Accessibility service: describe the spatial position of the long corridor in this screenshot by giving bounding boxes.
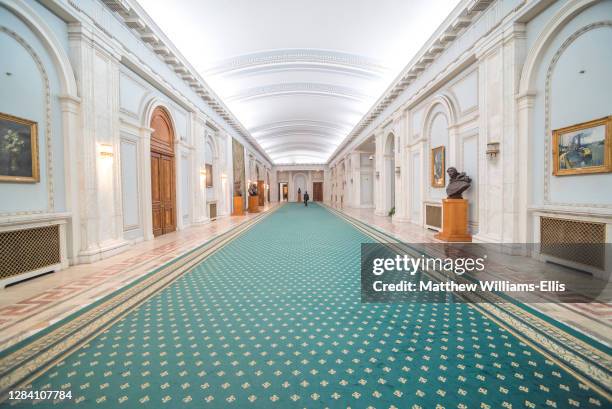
[2,204,609,408]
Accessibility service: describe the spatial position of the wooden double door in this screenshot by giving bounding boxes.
[151,152,176,236]
[313,182,323,201]
[150,107,176,237]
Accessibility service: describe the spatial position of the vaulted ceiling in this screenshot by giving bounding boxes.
[139,0,460,164]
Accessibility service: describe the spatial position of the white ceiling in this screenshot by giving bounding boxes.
[138,0,460,164]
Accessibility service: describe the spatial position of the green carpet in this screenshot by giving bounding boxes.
[3,203,610,408]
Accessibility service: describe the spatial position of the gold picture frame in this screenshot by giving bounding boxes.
[552,116,612,176]
[431,146,445,187]
[0,112,39,183]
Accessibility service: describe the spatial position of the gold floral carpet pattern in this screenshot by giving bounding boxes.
[0,203,610,408]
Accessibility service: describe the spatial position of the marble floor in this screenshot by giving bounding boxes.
[331,204,612,346]
[0,204,279,352]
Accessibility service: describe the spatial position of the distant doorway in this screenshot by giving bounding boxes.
[279,182,288,202]
[313,182,323,201]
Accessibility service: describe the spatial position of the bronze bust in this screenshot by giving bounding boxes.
[446,167,471,199]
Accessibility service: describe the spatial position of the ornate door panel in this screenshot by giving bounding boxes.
[160,155,176,234]
[151,152,163,237]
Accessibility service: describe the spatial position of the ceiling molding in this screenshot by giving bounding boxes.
[226,82,372,103]
[268,141,330,157]
[205,48,388,77]
[250,119,351,135]
[257,131,343,143]
[273,152,331,161]
[213,63,386,81]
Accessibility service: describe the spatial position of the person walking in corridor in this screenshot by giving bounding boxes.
[304,191,309,207]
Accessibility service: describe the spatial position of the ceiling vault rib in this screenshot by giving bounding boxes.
[205,49,389,77]
[227,83,372,103]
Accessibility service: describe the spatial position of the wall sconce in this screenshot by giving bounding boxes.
[98,144,113,158]
[395,166,401,175]
[486,142,500,158]
[375,171,380,179]
[368,155,374,161]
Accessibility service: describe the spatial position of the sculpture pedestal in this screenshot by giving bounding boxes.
[297,193,302,202]
[434,199,472,242]
[232,196,244,216]
[248,196,260,213]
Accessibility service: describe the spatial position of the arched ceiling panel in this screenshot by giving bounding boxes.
[139,0,461,164]
[234,96,366,129]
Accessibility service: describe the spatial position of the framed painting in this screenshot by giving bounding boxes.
[0,112,39,183]
[431,146,445,187]
[553,116,612,176]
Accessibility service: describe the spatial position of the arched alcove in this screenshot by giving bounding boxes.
[293,173,307,202]
[515,0,611,243]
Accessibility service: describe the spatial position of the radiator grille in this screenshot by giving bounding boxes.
[425,204,442,230]
[0,225,61,280]
[540,217,605,270]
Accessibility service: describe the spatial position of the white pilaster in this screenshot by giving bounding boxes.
[68,22,128,263]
